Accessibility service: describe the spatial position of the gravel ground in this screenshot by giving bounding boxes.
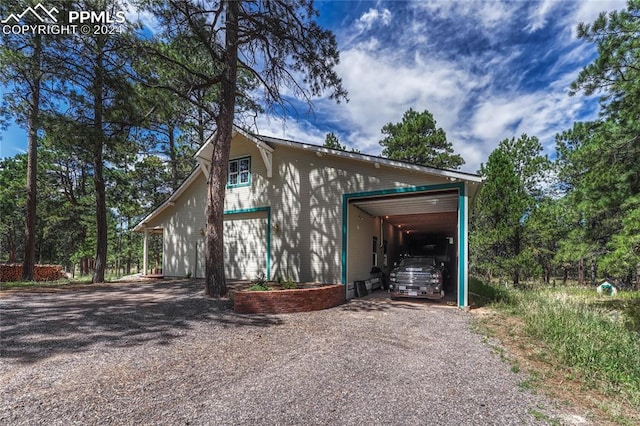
[1,279,569,425]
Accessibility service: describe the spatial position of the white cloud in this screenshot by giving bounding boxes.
[244,1,618,174]
[469,84,586,156]
[306,44,491,171]
[570,0,627,36]
[356,8,392,32]
[122,0,160,33]
[526,0,557,32]
[252,115,326,146]
[415,0,515,31]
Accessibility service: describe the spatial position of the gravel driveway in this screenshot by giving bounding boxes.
[1,279,563,425]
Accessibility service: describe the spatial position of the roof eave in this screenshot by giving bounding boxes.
[256,136,483,184]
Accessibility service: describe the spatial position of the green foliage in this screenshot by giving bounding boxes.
[524,198,572,283]
[250,273,271,291]
[0,277,92,290]
[561,1,640,285]
[282,275,296,289]
[475,278,640,407]
[379,108,464,170]
[323,132,346,150]
[572,0,640,122]
[468,277,511,306]
[471,134,550,284]
[0,155,27,263]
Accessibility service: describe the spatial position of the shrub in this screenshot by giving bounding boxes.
[250,272,271,291]
[282,275,296,289]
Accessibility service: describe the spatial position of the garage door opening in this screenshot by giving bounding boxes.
[344,187,468,307]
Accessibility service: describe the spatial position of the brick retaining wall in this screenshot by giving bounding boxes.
[234,284,345,314]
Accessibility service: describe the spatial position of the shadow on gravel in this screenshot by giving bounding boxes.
[0,280,283,363]
[342,298,422,312]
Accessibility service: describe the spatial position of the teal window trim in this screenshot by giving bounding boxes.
[341,182,467,307]
[227,156,252,188]
[223,206,271,280]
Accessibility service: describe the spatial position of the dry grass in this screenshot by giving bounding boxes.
[472,303,640,425]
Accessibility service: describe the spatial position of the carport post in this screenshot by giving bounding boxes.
[143,228,149,276]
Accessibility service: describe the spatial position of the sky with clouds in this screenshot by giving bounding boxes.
[0,0,629,173]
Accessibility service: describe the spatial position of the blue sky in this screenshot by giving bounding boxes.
[0,0,627,173]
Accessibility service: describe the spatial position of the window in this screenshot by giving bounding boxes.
[228,157,251,187]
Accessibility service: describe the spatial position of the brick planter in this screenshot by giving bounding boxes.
[233,284,345,314]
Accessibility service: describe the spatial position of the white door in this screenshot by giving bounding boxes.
[223,211,268,280]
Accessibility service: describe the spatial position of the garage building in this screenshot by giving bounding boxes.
[135,127,483,308]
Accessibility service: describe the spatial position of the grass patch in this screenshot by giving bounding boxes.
[0,272,132,290]
[469,276,511,307]
[472,278,640,411]
[0,277,91,290]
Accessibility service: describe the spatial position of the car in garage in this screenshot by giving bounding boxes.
[388,256,445,299]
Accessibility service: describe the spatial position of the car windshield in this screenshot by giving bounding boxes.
[399,257,436,267]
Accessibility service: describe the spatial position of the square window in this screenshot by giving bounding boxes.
[227,157,251,187]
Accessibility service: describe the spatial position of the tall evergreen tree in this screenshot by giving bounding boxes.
[0,1,52,279]
[47,0,141,283]
[324,132,346,150]
[379,108,464,170]
[141,0,347,297]
[471,134,549,285]
[560,0,640,286]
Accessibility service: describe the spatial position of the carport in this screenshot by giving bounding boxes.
[342,182,476,308]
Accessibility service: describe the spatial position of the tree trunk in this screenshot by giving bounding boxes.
[590,258,597,286]
[93,143,108,283]
[578,258,584,286]
[168,124,179,190]
[22,33,42,281]
[512,226,521,287]
[636,261,640,291]
[205,0,239,297]
[126,216,132,275]
[544,263,550,284]
[92,39,107,284]
[7,226,17,263]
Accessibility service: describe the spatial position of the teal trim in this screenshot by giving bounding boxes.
[344,182,464,200]
[223,206,271,280]
[458,185,466,308]
[341,182,465,288]
[341,193,349,285]
[226,156,252,189]
[223,206,270,215]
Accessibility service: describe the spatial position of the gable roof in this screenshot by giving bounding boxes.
[135,126,483,231]
[254,131,483,184]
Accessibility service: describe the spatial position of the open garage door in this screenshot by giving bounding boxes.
[344,188,468,307]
